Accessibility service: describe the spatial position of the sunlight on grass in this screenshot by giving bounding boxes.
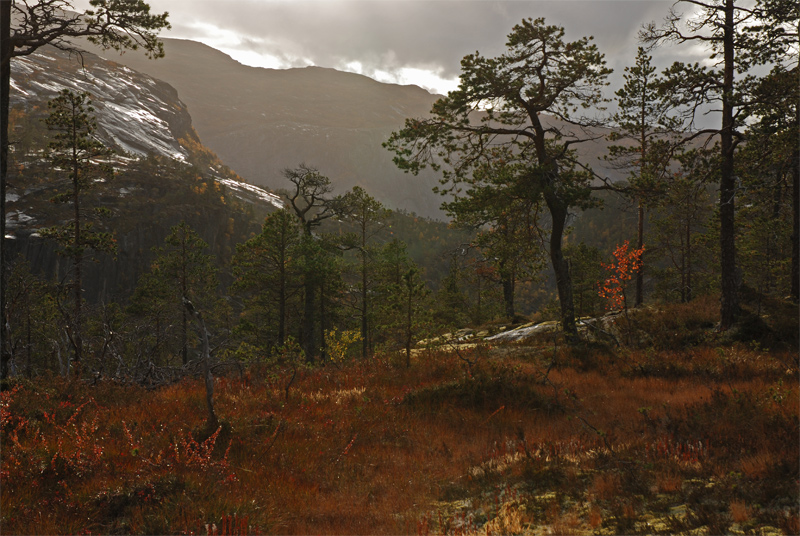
[1,307,798,534]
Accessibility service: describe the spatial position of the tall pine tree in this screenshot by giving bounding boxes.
[641,0,797,327]
[232,209,303,351]
[386,18,611,335]
[340,186,390,358]
[40,90,116,372]
[607,47,681,306]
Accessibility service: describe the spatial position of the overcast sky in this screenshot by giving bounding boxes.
[74,0,697,96]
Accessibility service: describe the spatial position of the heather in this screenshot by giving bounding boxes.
[2,298,797,535]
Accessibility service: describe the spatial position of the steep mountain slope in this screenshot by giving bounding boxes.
[10,47,190,162]
[6,46,279,301]
[80,38,625,219]
[7,45,282,225]
[80,38,445,217]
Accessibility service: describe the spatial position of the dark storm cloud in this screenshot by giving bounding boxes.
[127,0,700,89]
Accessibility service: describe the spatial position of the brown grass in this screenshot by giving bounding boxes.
[587,504,603,529]
[740,450,775,479]
[590,472,621,501]
[549,509,582,536]
[655,470,683,493]
[729,499,751,523]
[1,313,797,534]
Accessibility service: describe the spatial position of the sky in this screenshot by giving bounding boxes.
[71,0,698,96]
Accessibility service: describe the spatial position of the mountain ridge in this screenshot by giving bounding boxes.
[76,38,459,218]
[8,45,283,211]
[79,37,627,219]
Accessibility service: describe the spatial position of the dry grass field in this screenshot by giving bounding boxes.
[1,298,798,535]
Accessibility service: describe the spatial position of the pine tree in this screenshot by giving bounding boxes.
[607,47,681,307]
[386,18,612,336]
[736,68,798,304]
[283,165,344,360]
[373,240,430,360]
[5,261,58,378]
[399,267,429,368]
[232,209,303,352]
[127,266,174,367]
[40,90,116,371]
[340,186,390,358]
[650,150,716,303]
[641,0,797,327]
[146,221,219,366]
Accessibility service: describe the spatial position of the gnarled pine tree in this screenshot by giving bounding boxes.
[386,18,611,335]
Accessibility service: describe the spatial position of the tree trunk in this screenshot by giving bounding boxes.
[636,83,647,309]
[361,249,368,359]
[719,0,740,329]
[200,319,217,430]
[25,307,32,379]
[278,263,286,347]
[545,193,576,336]
[301,232,316,362]
[186,303,217,431]
[319,281,326,362]
[405,280,412,368]
[686,219,692,303]
[154,316,161,362]
[501,273,515,321]
[791,104,800,303]
[0,0,10,380]
[475,274,482,323]
[635,200,645,307]
[72,140,83,369]
[181,307,188,364]
[680,234,687,303]
[181,236,188,365]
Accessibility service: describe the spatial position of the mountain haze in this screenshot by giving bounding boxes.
[80,38,626,219]
[81,38,448,217]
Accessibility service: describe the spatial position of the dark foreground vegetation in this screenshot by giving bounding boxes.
[1,297,797,535]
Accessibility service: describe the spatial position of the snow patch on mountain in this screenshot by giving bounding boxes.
[217,177,284,209]
[10,47,189,162]
[9,46,288,213]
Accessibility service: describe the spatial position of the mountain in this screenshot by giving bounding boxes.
[6,45,281,302]
[8,44,283,216]
[75,39,449,217]
[10,48,191,161]
[78,38,626,219]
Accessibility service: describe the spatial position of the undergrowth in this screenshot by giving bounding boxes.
[1,300,797,534]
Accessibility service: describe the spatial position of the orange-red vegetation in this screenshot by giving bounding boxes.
[1,313,797,534]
